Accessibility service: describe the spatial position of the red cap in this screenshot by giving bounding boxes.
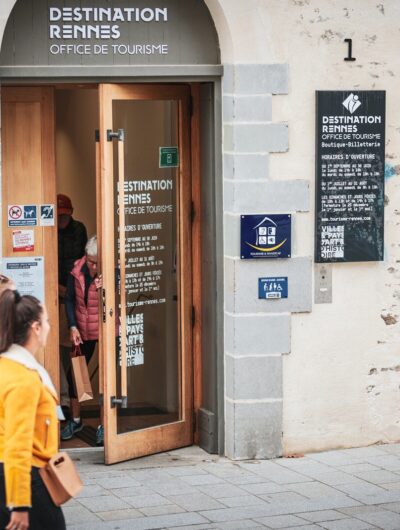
[57,194,73,215]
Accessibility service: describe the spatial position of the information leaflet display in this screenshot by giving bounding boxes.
[315,91,385,262]
[2,257,45,301]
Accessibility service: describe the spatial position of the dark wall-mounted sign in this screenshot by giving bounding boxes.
[241,214,291,259]
[315,91,385,263]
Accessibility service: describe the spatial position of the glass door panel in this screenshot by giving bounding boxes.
[99,84,192,464]
[112,99,180,434]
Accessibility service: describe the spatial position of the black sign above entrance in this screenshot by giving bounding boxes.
[0,0,219,67]
[315,90,385,263]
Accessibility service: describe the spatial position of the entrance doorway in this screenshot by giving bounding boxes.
[2,84,197,464]
[56,87,99,450]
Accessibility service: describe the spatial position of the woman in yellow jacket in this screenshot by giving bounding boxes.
[0,289,66,530]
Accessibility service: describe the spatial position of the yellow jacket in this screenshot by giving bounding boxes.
[0,350,58,509]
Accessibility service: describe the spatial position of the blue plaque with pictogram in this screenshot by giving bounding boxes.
[240,214,291,259]
[258,277,288,299]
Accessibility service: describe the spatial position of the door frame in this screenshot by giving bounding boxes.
[0,79,224,455]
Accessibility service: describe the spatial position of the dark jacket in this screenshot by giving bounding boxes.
[58,218,87,287]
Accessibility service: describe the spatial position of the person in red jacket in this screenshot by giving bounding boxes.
[61,236,103,445]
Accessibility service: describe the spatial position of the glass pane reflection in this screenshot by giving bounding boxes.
[112,100,180,434]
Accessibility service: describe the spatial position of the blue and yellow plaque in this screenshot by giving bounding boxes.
[240,214,291,259]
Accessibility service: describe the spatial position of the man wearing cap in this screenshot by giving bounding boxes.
[57,194,88,419]
[58,194,88,293]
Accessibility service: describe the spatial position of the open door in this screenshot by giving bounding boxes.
[1,87,59,387]
[98,84,193,464]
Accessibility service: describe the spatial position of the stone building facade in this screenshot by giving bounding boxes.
[0,0,399,460]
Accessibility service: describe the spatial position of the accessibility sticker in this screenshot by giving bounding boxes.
[40,204,55,226]
[8,205,37,227]
[258,277,288,299]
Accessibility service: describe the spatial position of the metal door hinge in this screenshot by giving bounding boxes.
[95,129,100,142]
[111,396,128,408]
[98,393,104,406]
[107,128,125,141]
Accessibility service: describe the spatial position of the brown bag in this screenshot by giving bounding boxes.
[71,346,93,402]
[39,452,83,506]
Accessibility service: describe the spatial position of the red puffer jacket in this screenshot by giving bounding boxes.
[71,256,99,341]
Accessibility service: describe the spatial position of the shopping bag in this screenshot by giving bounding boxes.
[71,346,93,402]
[39,452,83,506]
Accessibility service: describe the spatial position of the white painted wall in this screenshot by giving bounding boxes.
[214,0,400,453]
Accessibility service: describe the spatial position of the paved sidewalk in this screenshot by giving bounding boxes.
[66,443,400,529]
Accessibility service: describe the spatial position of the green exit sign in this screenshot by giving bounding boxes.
[159,146,179,168]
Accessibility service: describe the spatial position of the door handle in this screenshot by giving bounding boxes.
[110,396,128,408]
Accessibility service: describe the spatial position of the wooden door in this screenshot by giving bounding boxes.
[98,84,193,464]
[1,87,59,387]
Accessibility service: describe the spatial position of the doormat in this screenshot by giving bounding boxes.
[75,425,98,447]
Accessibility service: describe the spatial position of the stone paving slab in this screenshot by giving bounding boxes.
[124,493,173,509]
[353,510,400,530]
[210,521,266,529]
[97,508,143,521]
[254,514,308,528]
[283,524,321,530]
[296,510,349,523]
[318,520,377,530]
[65,444,400,529]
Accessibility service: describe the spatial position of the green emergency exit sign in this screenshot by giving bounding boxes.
[159,147,179,168]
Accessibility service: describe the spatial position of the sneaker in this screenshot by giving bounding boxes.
[96,425,104,446]
[61,419,83,441]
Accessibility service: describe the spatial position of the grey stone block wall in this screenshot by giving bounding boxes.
[225,257,312,314]
[224,180,309,213]
[225,313,291,356]
[225,355,283,400]
[223,64,311,460]
[225,400,283,460]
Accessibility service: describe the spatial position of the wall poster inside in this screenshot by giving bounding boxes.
[2,257,45,301]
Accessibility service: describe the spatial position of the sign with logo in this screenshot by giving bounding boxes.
[316,91,385,262]
[0,0,219,69]
[258,277,288,299]
[47,6,169,58]
[12,230,35,252]
[240,215,291,259]
[40,204,55,226]
[8,205,37,227]
[159,147,179,168]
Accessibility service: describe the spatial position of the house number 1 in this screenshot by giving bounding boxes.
[344,38,356,61]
